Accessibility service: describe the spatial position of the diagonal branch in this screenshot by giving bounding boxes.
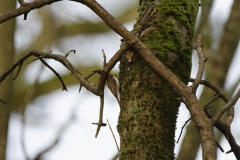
[75,0,188,94]
[0,0,61,24]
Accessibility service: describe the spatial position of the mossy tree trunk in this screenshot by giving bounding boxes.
[0,1,16,160]
[117,0,199,159]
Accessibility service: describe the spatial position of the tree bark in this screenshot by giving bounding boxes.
[0,1,16,159]
[118,0,199,159]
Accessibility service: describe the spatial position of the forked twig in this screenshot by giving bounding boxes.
[79,70,101,92]
[212,90,240,124]
[191,34,212,93]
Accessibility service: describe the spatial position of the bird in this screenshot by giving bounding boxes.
[107,74,120,106]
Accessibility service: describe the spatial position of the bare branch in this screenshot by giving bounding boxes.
[216,141,224,152]
[0,0,61,24]
[212,89,240,123]
[0,50,99,95]
[0,53,33,84]
[79,69,101,92]
[30,50,99,95]
[92,95,107,138]
[191,34,211,93]
[39,58,68,91]
[190,78,230,102]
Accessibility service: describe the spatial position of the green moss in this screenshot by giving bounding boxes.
[118,0,198,159]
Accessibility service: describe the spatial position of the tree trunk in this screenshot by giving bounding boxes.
[0,1,16,159]
[117,0,199,159]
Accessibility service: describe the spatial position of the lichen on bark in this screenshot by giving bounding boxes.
[117,0,199,159]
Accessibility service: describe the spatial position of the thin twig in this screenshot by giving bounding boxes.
[216,140,224,152]
[65,50,76,58]
[0,53,33,84]
[13,59,23,80]
[203,95,220,109]
[39,59,68,91]
[102,49,106,66]
[107,119,119,152]
[27,56,44,64]
[177,117,191,143]
[132,2,158,36]
[18,0,26,5]
[226,149,233,154]
[79,70,101,92]
[30,50,99,95]
[0,0,61,24]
